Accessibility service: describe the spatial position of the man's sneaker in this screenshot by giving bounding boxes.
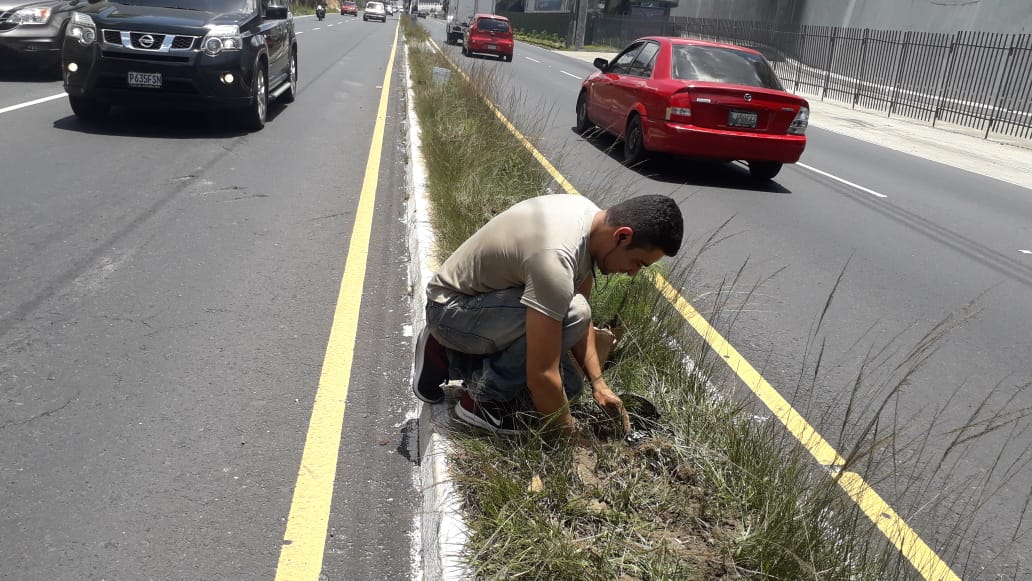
[454,392,529,436]
[413,326,448,404]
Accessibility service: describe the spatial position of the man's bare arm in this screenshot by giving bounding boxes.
[570,278,631,434]
[525,307,575,434]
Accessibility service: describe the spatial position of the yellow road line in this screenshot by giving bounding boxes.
[652,275,961,581]
[274,23,400,581]
[431,41,962,581]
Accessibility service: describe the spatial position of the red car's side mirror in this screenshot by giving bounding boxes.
[593,57,608,71]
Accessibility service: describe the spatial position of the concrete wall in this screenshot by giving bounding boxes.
[671,0,1031,34]
[671,0,783,21]
[801,0,1030,34]
[500,10,573,35]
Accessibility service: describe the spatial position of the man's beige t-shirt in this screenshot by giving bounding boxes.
[427,195,601,321]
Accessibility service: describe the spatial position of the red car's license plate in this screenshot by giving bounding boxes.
[128,72,162,88]
[728,110,757,128]
[487,44,497,50]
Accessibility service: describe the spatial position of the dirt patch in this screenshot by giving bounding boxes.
[569,435,744,579]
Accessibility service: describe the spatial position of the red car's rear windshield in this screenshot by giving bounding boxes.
[476,18,510,33]
[671,45,783,90]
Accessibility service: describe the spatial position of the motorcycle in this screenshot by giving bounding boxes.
[315,3,325,19]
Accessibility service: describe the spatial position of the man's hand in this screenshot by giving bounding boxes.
[593,384,631,436]
[554,413,595,447]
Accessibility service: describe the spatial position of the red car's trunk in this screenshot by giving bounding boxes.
[674,84,804,134]
[470,29,511,43]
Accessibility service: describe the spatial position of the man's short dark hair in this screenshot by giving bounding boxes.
[605,194,683,256]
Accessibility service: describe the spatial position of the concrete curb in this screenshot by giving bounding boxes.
[403,41,470,581]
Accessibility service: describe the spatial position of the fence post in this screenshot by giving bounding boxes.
[794,28,804,93]
[986,36,1019,139]
[933,33,960,128]
[888,30,911,118]
[822,29,837,101]
[853,28,869,108]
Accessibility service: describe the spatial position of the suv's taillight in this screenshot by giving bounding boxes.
[202,25,243,57]
[664,91,692,124]
[788,106,809,135]
[68,12,97,46]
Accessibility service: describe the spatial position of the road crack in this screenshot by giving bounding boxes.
[0,389,82,432]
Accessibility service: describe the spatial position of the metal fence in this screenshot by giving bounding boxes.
[586,15,1032,141]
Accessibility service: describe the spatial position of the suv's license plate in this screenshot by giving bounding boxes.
[487,44,497,50]
[728,110,757,128]
[128,72,162,88]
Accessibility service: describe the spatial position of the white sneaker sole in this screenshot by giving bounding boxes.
[454,400,524,436]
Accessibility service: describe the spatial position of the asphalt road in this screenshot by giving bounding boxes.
[421,18,1032,579]
[1,13,416,581]
[3,12,1031,579]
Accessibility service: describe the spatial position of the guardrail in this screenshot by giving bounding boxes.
[587,15,1032,141]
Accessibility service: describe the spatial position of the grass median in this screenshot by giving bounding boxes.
[403,19,1032,580]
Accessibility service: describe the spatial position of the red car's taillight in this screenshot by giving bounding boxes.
[788,106,809,135]
[665,91,692,124]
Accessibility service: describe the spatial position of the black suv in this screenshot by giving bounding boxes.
[0,0,80,71]
[61,0,297,130]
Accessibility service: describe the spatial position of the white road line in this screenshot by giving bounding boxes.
[798,162,889,198]
[523,56,540,63]
[0,93,66,115]
[560,70,580,79]
[297,31,305,34]
[1020,249,1032,255]
[312,27,321,30]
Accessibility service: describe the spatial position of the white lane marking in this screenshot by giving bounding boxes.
[523,56,541,63]
[560,70,580,79]
[313,27,322,30]
[0,93,66,115]
[297,31,305,34]
[798,162,889,198]
[1020,249,1032,255]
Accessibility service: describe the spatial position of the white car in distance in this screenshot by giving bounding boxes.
[363,1,387,21]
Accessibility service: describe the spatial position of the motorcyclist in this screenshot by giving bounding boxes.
[315,1,326,19]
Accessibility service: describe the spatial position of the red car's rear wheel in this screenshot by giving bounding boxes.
[623,115,647,165]
[575,91,593,134]
[748,161,783,180]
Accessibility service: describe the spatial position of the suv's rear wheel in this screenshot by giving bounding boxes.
[240,66,268,131]
[279,51,298,104]
[69,95,110,121]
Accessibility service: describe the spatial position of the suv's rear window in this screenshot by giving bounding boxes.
[671,45,783,90]
[476,18,510,33]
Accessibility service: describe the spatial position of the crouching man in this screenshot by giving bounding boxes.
[413,194,683,437]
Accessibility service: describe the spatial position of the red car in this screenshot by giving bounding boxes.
[340,1,357,15]
[576,37,809,180]
[462,14,514,62]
